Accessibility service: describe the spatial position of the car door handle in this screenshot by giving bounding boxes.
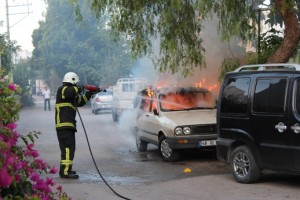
[291,123,300,134]
[275,122,286,133]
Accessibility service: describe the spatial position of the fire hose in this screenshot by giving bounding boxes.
[76,85,131,200]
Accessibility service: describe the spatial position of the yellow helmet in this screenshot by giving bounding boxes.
[62,72,80,84]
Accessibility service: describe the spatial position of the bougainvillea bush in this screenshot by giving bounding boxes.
[0,70,70,200]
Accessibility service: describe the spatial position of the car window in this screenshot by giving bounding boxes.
[253,78,287,113]
[159,90,215,112]
[220,77,250,114]
[140,96,151,112]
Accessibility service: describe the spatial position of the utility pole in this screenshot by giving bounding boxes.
[4,0,32,80]
[5,0,10,41]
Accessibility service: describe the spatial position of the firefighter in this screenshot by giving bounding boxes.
[55,72,95,179]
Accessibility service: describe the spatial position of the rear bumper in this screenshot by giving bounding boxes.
[94,103,112,111]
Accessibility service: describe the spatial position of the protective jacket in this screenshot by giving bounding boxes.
[55,83,92,132]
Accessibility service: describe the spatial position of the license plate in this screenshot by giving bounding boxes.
[199,140,216,146]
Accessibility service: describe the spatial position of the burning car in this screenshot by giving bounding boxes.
[133,86,217,162]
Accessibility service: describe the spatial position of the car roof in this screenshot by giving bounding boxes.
[224,63,300,77]
[138,86,210,96]
[233,63,300,72]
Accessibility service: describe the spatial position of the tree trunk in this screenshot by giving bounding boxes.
[267,0,300,63]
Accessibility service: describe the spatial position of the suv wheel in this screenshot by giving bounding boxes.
[158,136,180,162]
[230,145,261,183]
[136,135,148,152]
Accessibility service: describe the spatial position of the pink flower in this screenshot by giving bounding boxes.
[49,166,57,174]
[7,83,17,91]
[31,150,39,157]
[34,159,47,169]
[0,167,13,187]
[30,172,40,182]
[15,160,22,170]
[6,122,17,130]
[56,185,62,193]
[7,156,15,165]
[45,177,55,186]
[27,143,34,151]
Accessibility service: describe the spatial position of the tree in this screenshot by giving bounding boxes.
[0,33,20,76]
[31,0,134,87]
[75,0,300,76]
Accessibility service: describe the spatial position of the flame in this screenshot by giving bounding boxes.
[194,78,219,91]
[160,90,214,110]
[147,87,155,97]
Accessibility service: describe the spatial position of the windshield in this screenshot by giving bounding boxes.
[159,90,215,111]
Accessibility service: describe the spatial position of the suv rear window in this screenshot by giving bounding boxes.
[253,78,287,113]
[220,77,250,114]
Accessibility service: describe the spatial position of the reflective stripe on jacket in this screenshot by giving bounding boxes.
[55,84,92,131]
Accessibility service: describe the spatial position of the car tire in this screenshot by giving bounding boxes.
[230,145,261,183]
[136,135,148,152]
[158,136,180,162]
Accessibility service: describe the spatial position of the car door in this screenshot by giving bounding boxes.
[250,75,293,169]
[289,76,300,171]
[137,95,159,144]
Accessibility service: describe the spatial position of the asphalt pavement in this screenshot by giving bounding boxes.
[16,95,300,200]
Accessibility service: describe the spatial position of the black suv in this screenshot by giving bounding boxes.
[217,63,300,183]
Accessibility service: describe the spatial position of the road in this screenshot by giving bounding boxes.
[16,95,300,200]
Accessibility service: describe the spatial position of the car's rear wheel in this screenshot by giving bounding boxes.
[158,136,180,162]
[136,135,148,152]
[230,145,261,183]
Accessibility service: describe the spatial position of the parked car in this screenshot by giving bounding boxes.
[91,90,113,114]
[217,63,300,183]
[133,86,217,162]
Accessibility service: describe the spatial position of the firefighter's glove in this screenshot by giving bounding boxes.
[96,87,106,93]
[77,85,85,93]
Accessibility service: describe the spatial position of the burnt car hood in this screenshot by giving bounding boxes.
[161,109,216,126]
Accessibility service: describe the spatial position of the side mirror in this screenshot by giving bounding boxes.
[153,108,159,116]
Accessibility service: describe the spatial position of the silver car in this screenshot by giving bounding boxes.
[133,87,217,162]
[91,90,113,114]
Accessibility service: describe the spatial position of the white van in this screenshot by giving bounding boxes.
[112,78,147,122]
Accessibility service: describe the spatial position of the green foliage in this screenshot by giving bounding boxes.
[0,34,21,77]
[0,61,70,200]
[0,70,21,124]
[70,0,300,76]
[219,28,286,80]
[218,58,240,81]
[31,0,134,87]
[20,131,41,146]
[13,61,35,107]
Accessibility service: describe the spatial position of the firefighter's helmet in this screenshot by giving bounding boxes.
[62,72,80,85]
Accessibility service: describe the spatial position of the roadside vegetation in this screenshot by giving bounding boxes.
[0,69,70,199]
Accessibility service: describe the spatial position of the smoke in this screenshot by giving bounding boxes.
[116,109,139,147]
[116,15,244,148]
[129,16,244,96]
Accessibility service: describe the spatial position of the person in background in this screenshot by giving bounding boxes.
[55,72,98,179]
[42,86,51,111]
